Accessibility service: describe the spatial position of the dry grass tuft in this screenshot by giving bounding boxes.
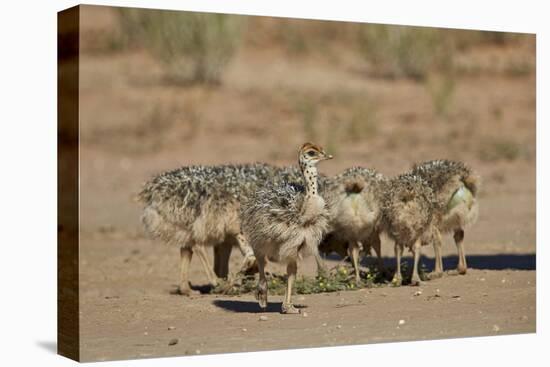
[479,139,524,162]
[357,24,453,81]
[117,8,244,85]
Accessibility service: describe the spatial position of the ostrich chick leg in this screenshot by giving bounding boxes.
[179,247,198,296]
[256,256,268,310]
[392,243,403,286]
[282,261,300,314]
[235,233,258,274]
[314,251,328,277]
[349,241,362,284]
[213,240,232,278]
[431,229,444,279]
[410,239,423,286]
[371,235,385,274]
[194,246,219,287]
[454,229,467,275]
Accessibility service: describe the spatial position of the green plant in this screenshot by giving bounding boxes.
[280,20,309,55]
[296,97,319,141]
[325,117,341,157]
[504,60,533,77]
[347,101,378,141]
[116,7,149,49]
[450,29,519,50]
[426,73,456,117]
[212,264,387,296]
[479,139,523,161]
[118,9,244,84]
[357,24,454,81]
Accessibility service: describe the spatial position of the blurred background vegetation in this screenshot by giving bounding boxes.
[78,6,535,176]
[116,9,244,84]
[108,9,528,84]
[76,5,535,250]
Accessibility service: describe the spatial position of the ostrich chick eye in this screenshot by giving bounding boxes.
[307,150,316,157]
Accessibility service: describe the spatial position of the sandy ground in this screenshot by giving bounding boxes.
[75,6,536,362]
[81,264,535,361]
[78,176,536,361]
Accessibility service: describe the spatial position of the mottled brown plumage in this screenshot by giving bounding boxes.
[241,143,333,313]
[411,159,480,275]
[213,164,334,279]
[319,167,388,283]
[138,163,280,295]
[382,172,437,285]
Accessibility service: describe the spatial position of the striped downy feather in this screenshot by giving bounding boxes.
[319,167,388,282]
[382,172,437,286]
[410,159,481,275]
[137,162,282,294]
[241,143,333,313]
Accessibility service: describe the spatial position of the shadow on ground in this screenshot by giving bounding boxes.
[330,253,535,271]
[169,284,214,295]
[424,254,536,271]
[212,299,305,313]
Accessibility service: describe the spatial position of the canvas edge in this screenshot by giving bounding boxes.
[57,4,80,362]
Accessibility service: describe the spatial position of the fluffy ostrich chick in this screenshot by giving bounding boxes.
[319,167,388,283]
[411,160,480,276]
[241,143,333,314]
[382,173,437,286]
[138,163,275,295]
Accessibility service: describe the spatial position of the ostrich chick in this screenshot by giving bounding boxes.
[138,163,275,296]
[241,143,333,314]
[382,173,436,286]
[319,167,388,283]
[411,160,480,276]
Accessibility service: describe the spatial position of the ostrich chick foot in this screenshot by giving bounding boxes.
[281,303,300,314]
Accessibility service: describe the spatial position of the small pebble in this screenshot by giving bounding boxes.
[398,319,406,325]
[480,278,486,282]
[336,325,342,329]
[302,312,308,317]
[493,325,500,332]
[259,315,269,321]
[242,328,247,332]
[143,332,148,336]
[195,349,201,355]
[501,279,506,283]
[167,326,176,331]
[414,290,423,296]
[168,338,179,346]
[322,323,327,327]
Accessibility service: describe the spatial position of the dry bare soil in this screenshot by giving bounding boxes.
[75,6,536,362]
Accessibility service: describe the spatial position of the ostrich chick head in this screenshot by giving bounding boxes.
[299,142,333,170]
